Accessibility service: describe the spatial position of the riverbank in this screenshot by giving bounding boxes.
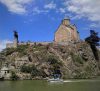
[1,76,100,81]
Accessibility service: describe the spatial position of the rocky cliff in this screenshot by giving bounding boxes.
[0,42,100,80]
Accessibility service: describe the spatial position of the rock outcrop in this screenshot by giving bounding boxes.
[0,42,100,80]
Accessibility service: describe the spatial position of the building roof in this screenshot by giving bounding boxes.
[64,16,70,20]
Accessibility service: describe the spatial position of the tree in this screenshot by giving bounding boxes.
[10,71,19,80]
[85,30,100,61]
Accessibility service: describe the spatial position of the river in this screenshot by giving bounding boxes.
[0,79,100,91]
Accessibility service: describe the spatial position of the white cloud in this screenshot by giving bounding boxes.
[65,0,100,22]
[0,0,100,24]
[33,7,49,14]
[90,23,98,28]
[59,8,66,13]
[44,1,56,9]
[0,0,33,14]
[0,40,12,51]
[89,22,100,28]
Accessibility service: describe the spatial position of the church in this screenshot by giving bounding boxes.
[6,18,80,48]
[54,18,80,43]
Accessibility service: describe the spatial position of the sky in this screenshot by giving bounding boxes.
[0,0,100,51]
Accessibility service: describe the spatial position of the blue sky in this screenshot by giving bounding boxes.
[0,0,100,51]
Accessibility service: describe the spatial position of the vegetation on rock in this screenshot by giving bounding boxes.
[10,71,19,80]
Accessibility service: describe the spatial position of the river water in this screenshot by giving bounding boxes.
[0,79,100,91]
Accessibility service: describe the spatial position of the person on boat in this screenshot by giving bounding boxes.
[53,69,62,79]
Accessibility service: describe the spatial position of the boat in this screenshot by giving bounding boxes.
[48,69,63,82]
[48,78,63,83]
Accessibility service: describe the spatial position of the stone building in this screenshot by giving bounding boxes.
[54,18,80,43]
[6,18,80,48]
[0,64,11,79]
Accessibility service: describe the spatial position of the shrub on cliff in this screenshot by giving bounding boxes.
[20,65,44,77]
[70,52,83,64]
[16,45,29,56]
[47,55,62,65]
[6,48,16,56]
[21,65,32,73]
[10,71,19,80]
[31,69,40,77]
[4,45,28,56]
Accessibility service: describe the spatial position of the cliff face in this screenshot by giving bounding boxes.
[0,42,100,80]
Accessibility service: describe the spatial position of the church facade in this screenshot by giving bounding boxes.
[54,18,80,43]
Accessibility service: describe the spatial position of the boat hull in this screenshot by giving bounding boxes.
[48,78,63,83]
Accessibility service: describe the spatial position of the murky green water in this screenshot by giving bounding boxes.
[0,79,100,91]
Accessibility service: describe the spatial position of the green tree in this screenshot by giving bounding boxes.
[10,71,19,80]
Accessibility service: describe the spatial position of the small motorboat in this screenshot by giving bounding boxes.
[48,69,63,82]
[48,78,63,83]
